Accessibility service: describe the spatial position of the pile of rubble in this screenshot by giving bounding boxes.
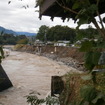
[42,53,85,71]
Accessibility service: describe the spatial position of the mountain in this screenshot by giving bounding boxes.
[16,32,36,36]
[0,26,17,35]
[0,26,36,36]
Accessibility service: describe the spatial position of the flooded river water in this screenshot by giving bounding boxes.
[0,50,79,105]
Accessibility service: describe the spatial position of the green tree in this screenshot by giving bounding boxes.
[0,33,29,45]
[55,0,105,40]
[6,38,16,45]
[16,35,29,44]
[36,25,49,41]
[47,25,76,43]
[0,33,17,45]
[16,35,27,40]
[17,38,28,44]
[76,26,99,41]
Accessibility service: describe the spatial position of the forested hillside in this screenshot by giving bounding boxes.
[0,33,28,45]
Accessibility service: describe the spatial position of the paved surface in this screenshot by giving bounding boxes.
[0,50,79,105]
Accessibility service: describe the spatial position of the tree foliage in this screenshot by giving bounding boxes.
[55,0,105,39]
[36,25,49,41]
[0,34,28,45]
[47,25,76,42]
[76,26,99,40]
[17,39,28,44]
[26,92,59,105]
[36,25,76,43]
[37,0,105,39]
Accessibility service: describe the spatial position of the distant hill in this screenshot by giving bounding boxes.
[16,32,36,36]
[0,26,17,35]
[0,26,36,36]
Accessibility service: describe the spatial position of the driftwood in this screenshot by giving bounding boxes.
[0,64,13,91]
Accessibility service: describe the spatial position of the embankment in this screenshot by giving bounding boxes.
[14,45,85,71]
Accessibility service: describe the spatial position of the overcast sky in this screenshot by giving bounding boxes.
[0,0,93,33]
[0,0,78,33]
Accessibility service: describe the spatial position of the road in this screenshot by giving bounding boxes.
[0,50,79,105]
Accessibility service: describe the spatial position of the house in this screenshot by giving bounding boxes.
[47,41,54,45]
[54,40,70,46]
[34,39,44,46]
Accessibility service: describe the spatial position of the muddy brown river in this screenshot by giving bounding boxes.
[0,50,79,105]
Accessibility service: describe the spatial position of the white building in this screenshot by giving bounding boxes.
[54,40,70,46]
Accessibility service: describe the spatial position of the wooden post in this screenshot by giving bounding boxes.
[51,76,64,96]
[54,47,57,53]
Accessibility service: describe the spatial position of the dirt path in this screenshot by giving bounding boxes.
[0,50,80,105]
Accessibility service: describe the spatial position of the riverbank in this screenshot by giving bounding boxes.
[14,45,85,71]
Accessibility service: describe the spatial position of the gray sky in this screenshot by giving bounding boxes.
[0,0,94,33]
[0,0,78,33]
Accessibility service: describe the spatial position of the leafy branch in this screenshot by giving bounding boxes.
[26,92,60,105]
[56,0,78,15]
[55,0,105,39]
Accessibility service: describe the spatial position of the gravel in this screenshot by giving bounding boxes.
[42,53,85,71]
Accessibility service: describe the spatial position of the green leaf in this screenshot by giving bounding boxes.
[97,41,105,48]
[84,51,101,71]
[76,7,92,27]
[88,4,98,14]
[81,75,92,81]
[72,1,80,10]
[76,4,97,28]
[80,85,96,102]
[92,92,105,104]
[98,52,105,65]
[77,16,89,28]
[92,52,101,65]
[84,52,95,71]
[79,40,93,52]
[84,62,95,71]
[66,0,71,3]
